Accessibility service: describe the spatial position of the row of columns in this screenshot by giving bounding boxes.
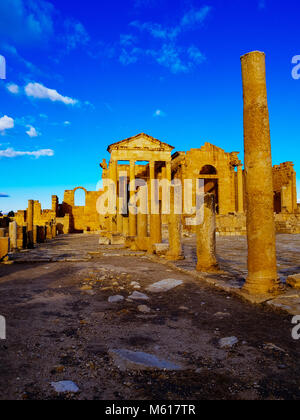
[103,51,280,296]
[108,159,173,252]
[195,51,280,294]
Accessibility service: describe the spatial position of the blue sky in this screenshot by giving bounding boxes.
[0,0,300,212]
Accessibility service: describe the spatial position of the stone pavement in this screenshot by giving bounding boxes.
[1,233,300,400]
[6,233,300,314]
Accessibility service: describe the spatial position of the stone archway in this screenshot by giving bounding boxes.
[73,187,87,207]
[199,165,219,213]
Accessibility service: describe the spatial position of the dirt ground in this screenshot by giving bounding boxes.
[0,234,300,400]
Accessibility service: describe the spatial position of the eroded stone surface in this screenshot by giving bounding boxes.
[219,337,238,349]
[128,291,149,301]
[108,295,124,303]
[287,274,300,289]
[109,349,182,371]
[51,381,79,393]
[147,279,183,293]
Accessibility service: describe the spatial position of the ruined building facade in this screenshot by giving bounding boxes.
[10,133,299,237]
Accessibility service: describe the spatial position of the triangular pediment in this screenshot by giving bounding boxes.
[107,133,174,153]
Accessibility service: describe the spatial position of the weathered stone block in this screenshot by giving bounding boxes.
[286,274,300,289]
[0,238,10,260]
[153,243,169,256]
[111,234,125,245]
[99,236,110,245]
[0,228,6,238]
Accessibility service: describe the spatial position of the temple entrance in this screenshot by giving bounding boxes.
[274,192,281,214]
[199,165,219,214]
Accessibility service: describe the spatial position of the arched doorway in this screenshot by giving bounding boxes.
[73,187,88,232]
[274,192,281,214]
[199,165,219,213]
[74,187,87,207]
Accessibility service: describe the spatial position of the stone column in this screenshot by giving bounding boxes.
[109,160,118,233]
[137,185,148,239]
[116,169,123,235]
[116,166,124,234]
[196,194,219,272]
[122,216,129,237]
[17,226,25,249]
[52,221,57,238]
[46,222,53,240]
[52,195,59,215]
[241,51,279,294]
[149,161,162,245]
[237,165,244,213]
[27,200,34,248]
[166,161,183,260]
[9,221,17,251]
[167,186,184,260]
[33,225,38,244]
[166,161,172,184]
[129,160,137,237]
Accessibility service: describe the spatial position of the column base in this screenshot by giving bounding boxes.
[165,250,185,261]
[152,243,169,257]
[135,237,150,252]
[99,236,111,245]
[243,276,283,295]
[196,262,220,273]
[110,233,125,245]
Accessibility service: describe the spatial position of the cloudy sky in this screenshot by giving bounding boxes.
[0,0,299,212]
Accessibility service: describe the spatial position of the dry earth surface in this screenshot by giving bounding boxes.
[0,234,300,400]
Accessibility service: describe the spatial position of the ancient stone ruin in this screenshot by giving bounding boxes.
[1,51,299,299]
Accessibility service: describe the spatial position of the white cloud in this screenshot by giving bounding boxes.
[0,148,54,158]
[153,109,166,117]
[131,6,212,40]
[63,19,90,52]
[0,0,54,46]
[6,83,20,94]
[187,46,206,64]
[26,125,40,138]
[64,121,71,126]
[0,115,14,132]
[123,7,210,73]
[120,34,136,47]
[24,82,78,106]
[181,6,212,27]
[130,21,179,40]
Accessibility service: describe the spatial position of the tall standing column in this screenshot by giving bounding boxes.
[149,161,162,245]
[116,169,123,234]
[129,160,137,237]
[27,200,34,249]
[241,51,279,294]
[196,194,219,272]
[9,221,17,251]
[137,184,148,239]
[109,160,118,233]
[167,161,184,260]
[237,165,244,213]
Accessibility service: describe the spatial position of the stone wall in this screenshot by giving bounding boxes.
[172,143,244,217]
[273,162,297,214]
